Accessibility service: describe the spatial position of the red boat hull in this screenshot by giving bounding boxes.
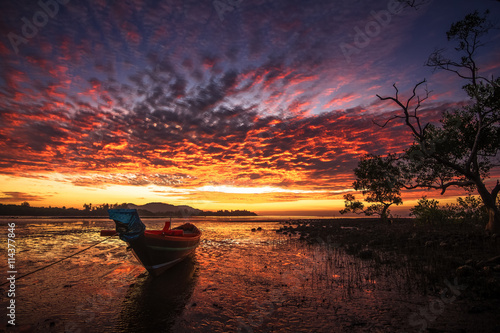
[102,222,201,276]
[127,225,201,276]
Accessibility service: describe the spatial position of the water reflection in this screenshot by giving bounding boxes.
[1,218,432,332]
[116,255,198,333]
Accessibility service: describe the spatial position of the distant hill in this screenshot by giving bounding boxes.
[127,202,202,215]
[0,202,257,217]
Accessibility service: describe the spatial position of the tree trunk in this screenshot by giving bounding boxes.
[485,206,500,234]
[475,181,500,233]
[380,204,391,224]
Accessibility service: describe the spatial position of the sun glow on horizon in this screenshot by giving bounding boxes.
[1,1,499,217]
[194,185,344,195]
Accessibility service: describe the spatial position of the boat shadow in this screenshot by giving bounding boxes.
[115,254,198,332]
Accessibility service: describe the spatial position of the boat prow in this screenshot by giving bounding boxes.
[102,209,201,276]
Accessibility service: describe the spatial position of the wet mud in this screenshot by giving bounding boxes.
[1,217,498,332]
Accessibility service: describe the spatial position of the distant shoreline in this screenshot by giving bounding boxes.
[0,203,258,218]
[0,215,265,219]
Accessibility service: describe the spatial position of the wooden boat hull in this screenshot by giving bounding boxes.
[127,226,201,276]
[103,209,201,276]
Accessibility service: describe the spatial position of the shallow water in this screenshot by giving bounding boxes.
[0,218,430,332]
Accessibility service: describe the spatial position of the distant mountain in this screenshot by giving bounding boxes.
[0,202,256,217]
[126,202,202,215]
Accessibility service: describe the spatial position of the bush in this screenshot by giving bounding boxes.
[447,195,488,224]
[410,197,452,224]
[410,195,490,225]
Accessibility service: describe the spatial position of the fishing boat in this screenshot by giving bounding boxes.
[101,209,201,276]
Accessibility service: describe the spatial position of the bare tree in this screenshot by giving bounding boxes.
[376,11,500,232]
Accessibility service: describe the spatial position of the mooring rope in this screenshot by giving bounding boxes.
[1,233,117,287]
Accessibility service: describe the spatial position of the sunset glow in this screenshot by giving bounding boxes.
[1,0,499,215]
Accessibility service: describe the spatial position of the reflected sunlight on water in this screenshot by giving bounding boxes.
[0,218,428,332]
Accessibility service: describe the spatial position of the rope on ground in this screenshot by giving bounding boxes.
[1,233,117,287]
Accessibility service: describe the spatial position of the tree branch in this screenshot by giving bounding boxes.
[372,115,405,128]
[492,180,500,201]
[398,0,431,10]
[402,180,476,194]
[439,180,476,194]
[376,79,427,140]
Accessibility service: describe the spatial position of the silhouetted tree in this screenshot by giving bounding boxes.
[340,154,403,223]
[376,11,500,232]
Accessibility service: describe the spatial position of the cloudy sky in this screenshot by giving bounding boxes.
[0,0,499,215]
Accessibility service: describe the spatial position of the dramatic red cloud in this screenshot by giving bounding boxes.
[1,0,499,213]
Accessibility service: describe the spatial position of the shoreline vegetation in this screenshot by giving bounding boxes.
[0,203,257,217]
[278,217,500,291]
[277,217,500,331]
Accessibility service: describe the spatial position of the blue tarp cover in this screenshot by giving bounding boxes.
[108,209,146,242]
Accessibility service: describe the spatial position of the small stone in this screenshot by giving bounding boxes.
[482,266,492,276]
[456,265,475,277]
[485,255,500,266]
[465,259,475,266]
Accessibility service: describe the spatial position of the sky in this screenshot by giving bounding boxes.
[0,0,499,215]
